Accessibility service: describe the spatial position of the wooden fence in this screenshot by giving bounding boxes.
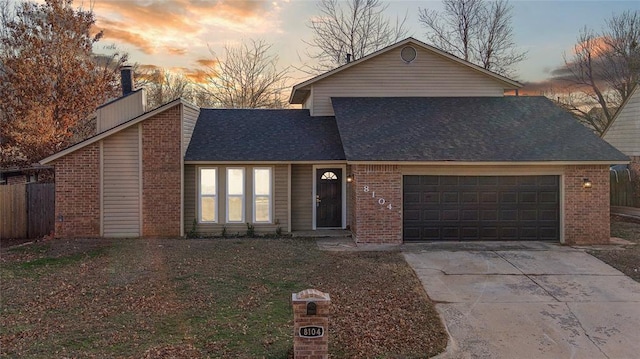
[610,168,635,207]
[1,183,54,239]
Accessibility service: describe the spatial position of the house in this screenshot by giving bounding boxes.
[602,84,640,206]
[40,38,628,245]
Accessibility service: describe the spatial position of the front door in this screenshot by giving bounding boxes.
[316,168,342,228]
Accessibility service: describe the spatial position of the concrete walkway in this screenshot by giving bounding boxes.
[403,243,640,359]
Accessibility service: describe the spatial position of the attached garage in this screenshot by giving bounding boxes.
[403,175,560,241]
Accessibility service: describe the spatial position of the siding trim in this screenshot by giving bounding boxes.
[99,140,104,237]
[180,105,184,237]
[287,164,292,233]
[138,123,143,235]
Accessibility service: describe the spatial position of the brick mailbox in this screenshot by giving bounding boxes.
[292,289,330,359]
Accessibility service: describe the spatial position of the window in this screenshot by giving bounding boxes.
[253,168,272,223]
[227,168,244,222]
[321,171,338,180]
[199,168,217,222]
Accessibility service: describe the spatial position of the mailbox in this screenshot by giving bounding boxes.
[292,289,330,359]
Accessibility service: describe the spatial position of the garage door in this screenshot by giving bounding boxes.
[403,175,559,241]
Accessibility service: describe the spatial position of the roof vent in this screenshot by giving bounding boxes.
[400,46,417,63]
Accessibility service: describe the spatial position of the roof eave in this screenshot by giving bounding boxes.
[344,160,630,165]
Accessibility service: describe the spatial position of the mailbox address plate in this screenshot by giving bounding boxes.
[299,325,324,338]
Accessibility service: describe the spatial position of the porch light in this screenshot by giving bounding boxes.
[346,174,354,183]
[583,178,592,189]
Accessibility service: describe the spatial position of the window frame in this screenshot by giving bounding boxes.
[198,167,218,223]
[253,167,273,223]
[226,167,245,223]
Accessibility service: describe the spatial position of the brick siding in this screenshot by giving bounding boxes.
[563,165,610,245]
[351,164,402,244]
[52,143,100,238]
[141,105,182,237]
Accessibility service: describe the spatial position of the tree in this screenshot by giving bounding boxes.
[201,40,289,109]
[0,0,126,167]
[555,10,640,135]
[136,67,197,109]
[418,0,525,77]
[304,0,408,72]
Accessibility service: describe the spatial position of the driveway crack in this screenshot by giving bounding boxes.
[564,302,610,359]
[493,250,562,302]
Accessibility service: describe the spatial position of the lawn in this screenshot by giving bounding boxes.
[589,215,640,283]
[0,238,448,358]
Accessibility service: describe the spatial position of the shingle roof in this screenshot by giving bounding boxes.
[331,97,629,162]
[184,109,345,162]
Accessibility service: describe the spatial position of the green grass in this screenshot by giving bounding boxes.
[0,238,447,358]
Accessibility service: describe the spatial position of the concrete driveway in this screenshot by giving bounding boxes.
[402,242,640,359]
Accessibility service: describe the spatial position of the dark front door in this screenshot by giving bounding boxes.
[403,175,559,241]
[316,168,342,228]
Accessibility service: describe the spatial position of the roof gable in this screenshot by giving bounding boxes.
[331,96,628,163]
[40,99,195,164]
[602,84,640,156]
[290,37,522,104]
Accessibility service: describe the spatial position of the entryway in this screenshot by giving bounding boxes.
[315,168,343,228]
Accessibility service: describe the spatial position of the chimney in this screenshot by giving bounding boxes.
[346,53,352,63]
[120,65,134,96]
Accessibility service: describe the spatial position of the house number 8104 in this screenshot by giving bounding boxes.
[363,186,393,210]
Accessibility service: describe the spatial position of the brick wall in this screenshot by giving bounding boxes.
[141,105,182,237]
[351,164,402,244]
[629,156,640,207]
[563,165,610,245]
[52,143,100,238]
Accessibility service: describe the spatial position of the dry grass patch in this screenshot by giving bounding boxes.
[589,216,640,283]
[1,238,447,358]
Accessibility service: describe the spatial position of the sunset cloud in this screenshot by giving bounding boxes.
[195,58,218,67]
[92,0,285,59]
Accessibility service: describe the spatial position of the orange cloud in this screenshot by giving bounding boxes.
[166,47,188,56]
[195,58,218,67]
[183,68,210,84]
[93,0,277,56]
[573,36,612,58]
[97,19,156,54]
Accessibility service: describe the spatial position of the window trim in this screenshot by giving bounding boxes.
[226,167,245,223]
[253,167,273,223]
[198,167,218,223]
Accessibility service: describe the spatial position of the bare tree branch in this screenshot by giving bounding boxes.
[302,0,408,74]
[557,10,640,135]
[419,0,526,77]
[201,40,290,109]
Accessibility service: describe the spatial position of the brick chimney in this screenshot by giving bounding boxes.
[95,66,146,133]
[120,65,134,96]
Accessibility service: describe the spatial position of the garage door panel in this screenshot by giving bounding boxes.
[539,191,558,203]
[404,192,420,204]
[462,192,478,203]
[540,210,558,221]
[403,175,559,241]
[462,210,479,220]
[441,192,457,203]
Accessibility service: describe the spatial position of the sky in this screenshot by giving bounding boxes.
[88,0,640,89]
